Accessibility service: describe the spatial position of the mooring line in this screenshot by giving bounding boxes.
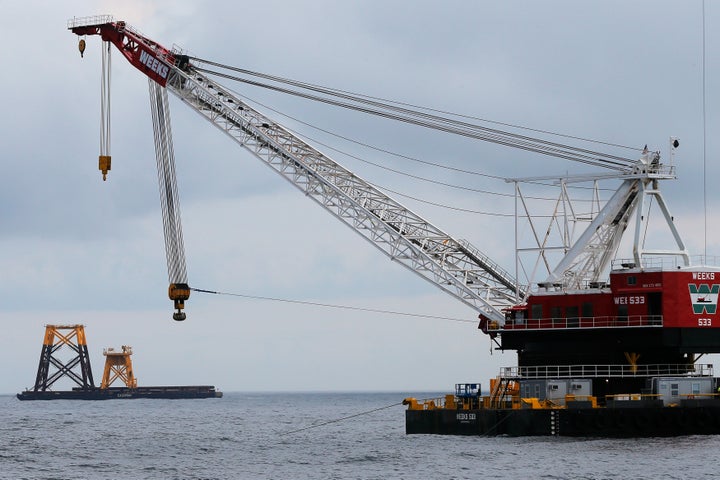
[479,409,517,437]
[280,401,405,436]
[191,287,475,323]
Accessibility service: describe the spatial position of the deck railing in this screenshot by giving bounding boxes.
[500,363,714,379]
[67,15,115,29]
[498,314,663,331]
[611,255,720,270]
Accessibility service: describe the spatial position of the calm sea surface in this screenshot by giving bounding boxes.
[1,392,717,479]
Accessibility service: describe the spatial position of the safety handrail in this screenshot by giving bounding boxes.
[500,363,713,379]
[498,314,663,331]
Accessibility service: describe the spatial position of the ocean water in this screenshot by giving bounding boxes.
[1,391,718,479]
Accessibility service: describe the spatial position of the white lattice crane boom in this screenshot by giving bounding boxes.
[68,16,524,324]
[68,16,691,328]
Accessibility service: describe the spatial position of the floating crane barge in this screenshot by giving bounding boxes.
[405,264,720,436]
[67,16,720,434]
[17,325,222,401]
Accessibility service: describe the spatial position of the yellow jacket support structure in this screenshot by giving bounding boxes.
[100,345,137,389]
[32,325,95,391]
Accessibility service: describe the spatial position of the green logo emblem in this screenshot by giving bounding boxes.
[689,284,720,314]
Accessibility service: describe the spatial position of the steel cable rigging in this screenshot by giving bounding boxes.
[225,84,612,211]
[191,57,639,171]
[190,287,476,324]
[235,88,508,180]
[194,58,638,153]
[148,79,190,321]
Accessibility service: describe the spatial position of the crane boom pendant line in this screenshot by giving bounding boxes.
[148,79,190,321]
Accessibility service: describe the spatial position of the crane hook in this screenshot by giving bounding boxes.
[169,283,190,321]
[78,38,86,58]
[99,155,111,181]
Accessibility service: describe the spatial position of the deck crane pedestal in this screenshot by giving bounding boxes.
[68,15,720,436]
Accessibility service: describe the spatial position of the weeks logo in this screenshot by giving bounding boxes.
[139,49,169,79]
[688,284,720,314]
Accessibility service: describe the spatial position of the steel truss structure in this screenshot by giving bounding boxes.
[510,152,689,293]
[31,325,95,392]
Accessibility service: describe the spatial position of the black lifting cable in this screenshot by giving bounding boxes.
[278,399,517,437]
[280,401,405,436]
[190,287,476,324]
[479,410,519,438]
[189,57,639,170]
[279,394,514,436]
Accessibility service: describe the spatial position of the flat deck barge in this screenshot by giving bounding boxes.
[17,385,222,400]
[405,365,720,437]
[405,398,720,437]
[18,325,222,401]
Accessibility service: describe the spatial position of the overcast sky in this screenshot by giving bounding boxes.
[1,1,719,394]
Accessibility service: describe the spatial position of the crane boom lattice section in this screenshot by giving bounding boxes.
[165,65,521,322]
[67,17,524,323]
